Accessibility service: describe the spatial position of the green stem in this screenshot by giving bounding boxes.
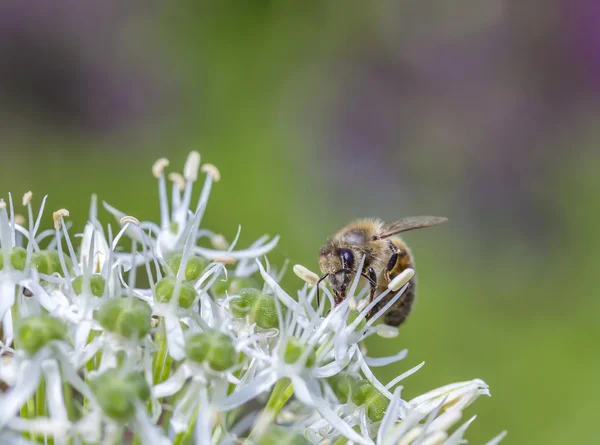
[173,404,199,445]
[36,376,46,418]
[153,320,170,385]
[212,424,223,445]
[332,436,349,445]
[243,378,294,445]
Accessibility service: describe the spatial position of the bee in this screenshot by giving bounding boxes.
[317,216,447,326]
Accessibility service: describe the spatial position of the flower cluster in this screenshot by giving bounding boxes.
[0,152,505,445]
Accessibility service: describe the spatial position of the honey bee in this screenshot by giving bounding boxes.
[318,216,447,326]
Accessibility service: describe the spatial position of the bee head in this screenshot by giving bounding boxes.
[319,243,356,300]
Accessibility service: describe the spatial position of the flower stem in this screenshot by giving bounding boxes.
[173,404,199,445]
[152,319,172,385]
[35,376,46,418]
[243,378,294,445]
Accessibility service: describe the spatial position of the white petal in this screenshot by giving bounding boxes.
[385,362,425,390]
[319,405,373,445]
[0,362,42,427]
[442,415,476,445]
[194,386,213,445]
[364,349,408,367]
[484,430,508,445]
[218,370,277,411]
[42,360,68,423]
[289,375,314,406]
[409,379,489,415]
[420,431,448,445]
[257,260,303,314]
[152,364,191,398]
[195,235,279,260]
[377,387,402,444]
[133,403,171,445]
[165,314,186,361]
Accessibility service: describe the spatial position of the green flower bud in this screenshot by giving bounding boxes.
[72,274,106,297]
[328,374,361,401]
[255,295,279,329]
[32,249,74,276]
[90,369,150,421]
[230,288,261,318]
[95,297,152,340]
[154,277,196,309]
[185,330,238,371]
[212,277,259,296]
[230,288,281,329]
[284,337,316,367]
[165,253,208,281]
[351,380,376,406]
[366,391,390,422]
[10,247,27,271]
[258,425,310,445]
[17,315,67,355]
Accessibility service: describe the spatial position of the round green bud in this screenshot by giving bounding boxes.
[185,330,238,371]
[165,254,208,281]
[17,315,67,355]
[351,380,376,406]
[328,374,361,401]
[255,295,279,329]
[366,391,390,422]
[230,288,261,318]
[212,277,260,296]
[72,274,106,297]
[258,425,310,445]
[231,288,281,329]
[95,297,152,340]
[31,249,74,276]
[10,247,27,271]
[90,369,150,421]
[284,337,316,367]
[154,277,196,309]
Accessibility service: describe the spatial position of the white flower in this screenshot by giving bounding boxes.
[0,151,504,445]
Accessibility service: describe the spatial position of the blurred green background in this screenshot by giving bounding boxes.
[1,1,599,443]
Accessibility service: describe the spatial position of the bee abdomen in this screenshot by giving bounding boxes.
[381,279,416,327]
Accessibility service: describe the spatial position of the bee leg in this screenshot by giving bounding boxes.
[316,273,329,310]
[384,241,399,281]
[366,267,377,316]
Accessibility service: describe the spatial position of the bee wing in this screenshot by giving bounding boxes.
[376,216,448,239]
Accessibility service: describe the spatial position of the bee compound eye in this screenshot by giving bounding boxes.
[339,248,354,269]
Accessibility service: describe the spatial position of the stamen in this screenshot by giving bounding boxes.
[168,172,186,191]
[152,158,169,178]
[388,268,414,291]
[201,163,221,182]
[214,256,237,265]
[184,151,201,182]
[120,216,141,227]
[211,234,229,250]
[0,200,6,210]
[52,209,69,230]
[293,264,319,286]
[22,191,33,206]
[14,214,25,226]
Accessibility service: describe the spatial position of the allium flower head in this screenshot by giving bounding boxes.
[0,152,505,445]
